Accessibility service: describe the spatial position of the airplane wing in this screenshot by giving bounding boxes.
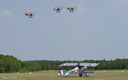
[59,63,78,66]
[59,63,99,67]
[80,63,99,67]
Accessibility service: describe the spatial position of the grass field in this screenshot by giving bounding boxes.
[0,70,128,80]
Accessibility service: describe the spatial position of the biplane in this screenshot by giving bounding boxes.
[24,12,35,18]
[57,63,99,77]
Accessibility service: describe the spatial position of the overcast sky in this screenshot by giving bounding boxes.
[0,0,128,61]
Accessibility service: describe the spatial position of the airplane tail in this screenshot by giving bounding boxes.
[57,70,67,75]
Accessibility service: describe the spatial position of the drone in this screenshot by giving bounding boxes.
[24,12,35,18]
[66,6,77,13]
[53,6,63,13]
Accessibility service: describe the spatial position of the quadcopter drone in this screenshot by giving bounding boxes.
[24,12,35,18]
[66,6,77,13]
[53,6,63,13]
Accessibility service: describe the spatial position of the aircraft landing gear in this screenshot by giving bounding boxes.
[79,74,82,77]
[85,74,89,77]
[79,73,89,77]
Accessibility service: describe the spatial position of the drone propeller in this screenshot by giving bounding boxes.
[72,6,77,10]
[32,12,36,16]
[52,7,55,10]
[58,6,63,10]
[66,7,70,10]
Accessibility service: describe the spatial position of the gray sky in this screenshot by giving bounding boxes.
[0,0,128,61]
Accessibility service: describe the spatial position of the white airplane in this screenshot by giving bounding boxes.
[57,63,99,77]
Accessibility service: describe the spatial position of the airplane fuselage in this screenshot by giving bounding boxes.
[79,66,86,74]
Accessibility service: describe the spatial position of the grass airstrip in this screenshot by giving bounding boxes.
[0,70,128,80]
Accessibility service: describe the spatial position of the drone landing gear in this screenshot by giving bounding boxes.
[29,16,33,18]
[70,10,74,13]
[56,11,60,13]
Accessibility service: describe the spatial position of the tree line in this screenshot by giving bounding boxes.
[0,54,128,73]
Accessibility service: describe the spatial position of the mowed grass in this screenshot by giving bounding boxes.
[0,70,128,80]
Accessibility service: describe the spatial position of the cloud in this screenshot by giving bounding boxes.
[0,10,13,19]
